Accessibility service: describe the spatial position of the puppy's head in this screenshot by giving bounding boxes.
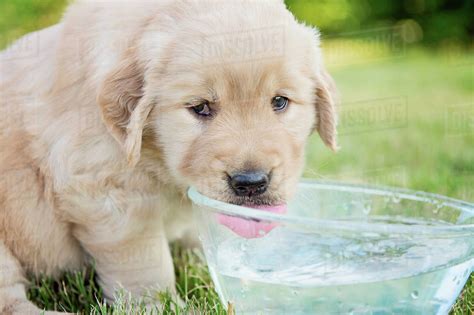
[98,1,337,206]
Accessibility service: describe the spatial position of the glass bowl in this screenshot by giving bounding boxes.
[188,180,474,314]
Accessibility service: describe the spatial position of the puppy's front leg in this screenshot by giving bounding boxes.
[89,229,175,301]
[68,194,176,303]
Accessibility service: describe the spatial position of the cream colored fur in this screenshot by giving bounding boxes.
[0,0,337,313]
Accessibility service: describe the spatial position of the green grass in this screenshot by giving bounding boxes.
[2,1,473,314]
[306,49,473,201]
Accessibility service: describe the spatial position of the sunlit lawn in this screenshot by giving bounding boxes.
[1,0,473,314]
[307,49,473,201]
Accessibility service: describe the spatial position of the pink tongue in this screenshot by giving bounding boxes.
[217,204,288,239]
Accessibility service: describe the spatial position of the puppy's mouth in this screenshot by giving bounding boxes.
[216,195,288,239]
[227,195,288,217]
[227,195,285,208]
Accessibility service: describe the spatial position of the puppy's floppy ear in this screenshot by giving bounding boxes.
[314,67,339,151]
[98,49,153,167]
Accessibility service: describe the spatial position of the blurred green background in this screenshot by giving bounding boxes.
[0,0,472,314]
[287,0,473,47]
[2,0,473,49]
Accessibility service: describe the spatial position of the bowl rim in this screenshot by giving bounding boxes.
[188,179,474,235]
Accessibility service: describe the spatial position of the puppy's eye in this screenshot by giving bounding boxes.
[272,96,289,112]
[191,101,212,117]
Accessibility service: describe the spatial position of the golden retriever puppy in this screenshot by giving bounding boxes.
[0,0,337,313]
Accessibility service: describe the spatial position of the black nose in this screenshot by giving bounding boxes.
[229,171,269,197]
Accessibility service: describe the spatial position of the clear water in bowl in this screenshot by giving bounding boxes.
[190,181,474,314]
[209,228,472,314]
